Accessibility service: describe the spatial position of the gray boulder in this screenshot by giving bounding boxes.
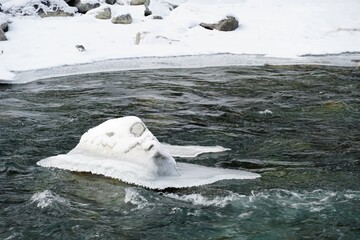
[0,29,7,41]
[200,16,239,31]
[70,0,100,14]
[111,14,132,24]
[130,0,146,5]
[38,9,74,17]
[95,7,111,20]
[105,0,116,5]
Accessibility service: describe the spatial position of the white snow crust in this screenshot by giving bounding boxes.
[163,143,230,158]
[1,0,360,82]
[37,116,260,189]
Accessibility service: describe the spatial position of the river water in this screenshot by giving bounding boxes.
[1,65,359,239]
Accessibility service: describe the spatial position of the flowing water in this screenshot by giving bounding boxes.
[1,65,360,239]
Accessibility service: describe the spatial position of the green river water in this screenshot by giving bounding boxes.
[1,65,359,239]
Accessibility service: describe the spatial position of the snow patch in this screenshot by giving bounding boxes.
[0,69,15,80]
[0,12,9,25]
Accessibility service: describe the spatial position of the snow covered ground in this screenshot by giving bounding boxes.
[1,0,360,83]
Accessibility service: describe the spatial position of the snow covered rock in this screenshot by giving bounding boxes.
[70,0,100,14]
[0,29,7,41]
[38,9,74,17]
[1,0,77,17]
[0,21,7,32]
[200,16,239,32]
[111,13,132,24]
[135,31,179,45]
[0,13,8,32]
[95,7,111,19]
[37,116,260,189]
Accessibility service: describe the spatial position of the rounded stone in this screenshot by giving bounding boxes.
[130,122,146,137]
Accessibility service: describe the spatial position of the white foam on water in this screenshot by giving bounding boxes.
[124,188,151,210]
[344,192,360,200]
[238,212,253,219]
[243,189,360,213]
[30,190,68,209]
[164,192,245,207]
[258,109,273,115]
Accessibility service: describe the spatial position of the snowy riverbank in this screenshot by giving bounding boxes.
[1,0,360,83]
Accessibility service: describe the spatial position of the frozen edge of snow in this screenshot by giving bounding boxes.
[1,53,359,84]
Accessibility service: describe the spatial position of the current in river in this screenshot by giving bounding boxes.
[1,65,360,239]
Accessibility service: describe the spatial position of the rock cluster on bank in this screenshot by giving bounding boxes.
[0,0,239,42]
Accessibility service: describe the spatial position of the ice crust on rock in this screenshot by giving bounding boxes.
[37,116,260,189]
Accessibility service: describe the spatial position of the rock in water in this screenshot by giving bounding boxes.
[200,16,239,31]
[111,14,132,24]
[37,116,260,189]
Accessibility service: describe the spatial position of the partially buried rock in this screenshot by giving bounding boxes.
[95,7,111,20]
[70,0,100,14]
[105,0,116,5]
[130,0,145,5]
[144,9,152,16]
[200,16,239,31]
[112,14,132,24]
[76,45,86,51]
[0,29,7,41]
[38,9,74,17]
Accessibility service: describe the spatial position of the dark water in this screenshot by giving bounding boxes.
[1,65,360,239]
